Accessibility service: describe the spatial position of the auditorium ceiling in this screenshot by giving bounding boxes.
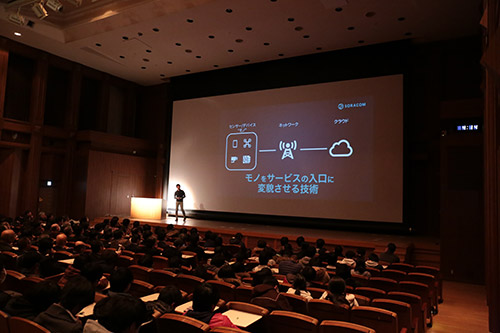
[0,0,483,85]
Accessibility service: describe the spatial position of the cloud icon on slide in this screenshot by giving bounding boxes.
[329,139,353,157]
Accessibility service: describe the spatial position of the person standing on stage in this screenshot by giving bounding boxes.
[174,184,186,221]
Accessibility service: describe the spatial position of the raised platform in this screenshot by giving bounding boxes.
[93,216,440,267]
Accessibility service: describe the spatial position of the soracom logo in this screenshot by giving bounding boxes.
[338,102,367,110]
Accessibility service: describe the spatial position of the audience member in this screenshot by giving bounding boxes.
[185,282,238,329]
[84,294,150,333]
[320,277,358,307]
[108,267,133,296]
[379,242,400,264]
[286,274,312,299]
[146,285,183,318]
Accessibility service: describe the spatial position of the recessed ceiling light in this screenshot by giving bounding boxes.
[122,36,129,40]
[263,42,270,46]
[167,61,173,64]
[227,49,234,53]
[303,35,310,39]
[175,43,182,46]
[119,55,125,59]
[208,35,215,39]
[235,39,243,43]
[288,18,295,22]
[14,32,22,36]
[141,66,146,69]
[365,12,376,18]
[278,53,284,56]
[160,74,165,77]
[186,19,194,23]
[138,32,143,36]
[316,47,322,51]
[185,49,192,53]
[146,49,151,53]
[245,27,253,31]
[225,8,232,13]
[95,43,102,47]
[295,26,303,31]
[186,69,191,72]
[335,7,343,12]
[244,59,250,63]
[195,55,201,58]
[214,65,219,67]
[347,26,355,31]
[398,17,406,21]
[152,28,160,32]
[143,58,149,62]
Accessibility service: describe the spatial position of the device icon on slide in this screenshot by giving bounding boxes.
[279,140,297,160]
[226,132,258,171]
[329,139,353,157]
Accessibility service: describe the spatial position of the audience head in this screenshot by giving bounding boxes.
[316,238,325,249]
[93,294,149,333]
[110,267,133,293]
[60,276,95,314]
[210,253,226,268]
[217,264,236,279]
[137,254,154,268]
[158,286,183,311]
[0,229,16,244]
[192,282,219,312]
[293,274,307,295]
[25,280,61,312]
[90,240,103,254]
[252,267,273,286]
[301,265,317,282]
[257,239,267,248]
[38,237,54,254]
[296,236,305,247]
[334,245,343,256]
[55,233,67,247]
[368,253,379,262]
[328,277,347,296]
[387,243,397,254]
[81,261,104,286]
[345,250,356,259]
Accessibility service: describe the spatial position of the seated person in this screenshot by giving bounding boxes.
[53,233,69,252]
[3,280,61,320]
[351,259,371,278]
[379,242,400,264]
[84,294,150,333]
[35,276,94,333]
[251,275,292,311]
[278,250,302,276]
[108,267,133,297]
[0,229,17,252]
[365,253,383,270]
[252,251,273,272]
[286,274,312,300]
[216,264,241,286]
[146,285,183,318]
[320,277,359,307]
[185,282,238,329]
[0,259,11,308]
[337,250,357,268]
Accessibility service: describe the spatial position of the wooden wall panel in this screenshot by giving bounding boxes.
[85,150,157,219]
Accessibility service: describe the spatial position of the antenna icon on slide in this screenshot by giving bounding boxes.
[279,140,297,160]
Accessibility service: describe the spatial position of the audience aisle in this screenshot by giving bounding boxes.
[428,281,488,333]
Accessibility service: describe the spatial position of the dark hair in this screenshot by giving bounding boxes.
[387,243,397,253]
[301,265,317,282]
[262,276,279,288]
[138,254,154,268]
[90,240,103,254]
[110,267,133,293]
[368,253,379,262]
[296,236,305,247]
[217,264,236,279]
[334,245,343,257]
[258,252,269,265]
[81,262,104,285]
[257,240,267,248]
[94,295,149,333]
[252,267,273,286]
[25,280,61,312]
[326,277,349,306]
[211,253,226,268]
[345,251,356,259]
[176,184,180,187]
[293,274,307,295]
[192,282,219,312]
[60,276,95,312]
[113,230,123,240]
[316,238,325,249]
[158,286,183,310]
[38,237,54,254]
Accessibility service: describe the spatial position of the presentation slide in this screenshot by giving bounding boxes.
[168,74,403,223]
